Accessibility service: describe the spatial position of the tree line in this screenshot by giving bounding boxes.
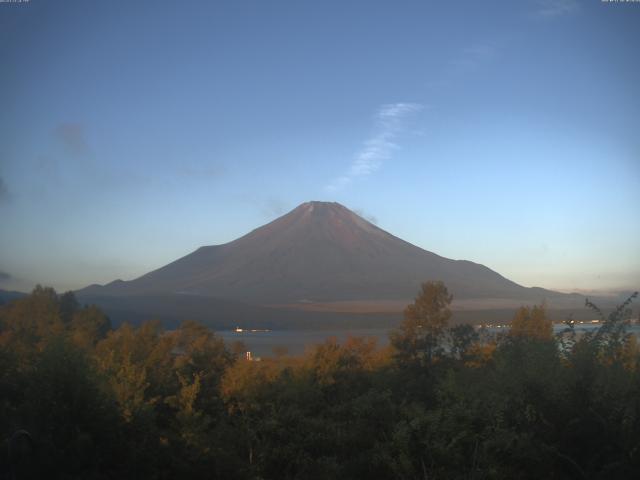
[1,282,639,479]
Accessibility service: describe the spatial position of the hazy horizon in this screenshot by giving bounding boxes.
[1,0,639,293]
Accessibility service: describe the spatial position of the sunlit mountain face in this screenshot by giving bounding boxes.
[78,201,577,307]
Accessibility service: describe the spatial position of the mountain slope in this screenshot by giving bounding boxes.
[0,289,27,305]
[78,201,566,304]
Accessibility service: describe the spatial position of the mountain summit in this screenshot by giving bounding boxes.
[79,201,562,305]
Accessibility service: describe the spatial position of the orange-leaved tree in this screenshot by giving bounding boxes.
[509,304,553,341]
[391,281,453,366]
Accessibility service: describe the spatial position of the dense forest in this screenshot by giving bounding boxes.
[1,283,639,479]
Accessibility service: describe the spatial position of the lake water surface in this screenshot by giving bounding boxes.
[218,323,640,358]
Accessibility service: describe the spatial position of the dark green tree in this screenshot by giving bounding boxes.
[448,323,479,360]
[58,291,79,325]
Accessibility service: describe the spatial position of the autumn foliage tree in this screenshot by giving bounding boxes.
[1,285,639,479]
[509,304,553,340]
[390,281,453,365]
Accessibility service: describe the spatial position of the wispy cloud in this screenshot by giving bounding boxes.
[0,270,11,284]
[353,208,378,225]
[54,123,91,156]
[534,0,579,18]
[326,103,422,191]
[449,44,497,72]
[262,197,288,217]
[0,176,9,204]
[178,163,226,179]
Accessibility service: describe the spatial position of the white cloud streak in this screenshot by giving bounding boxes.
[326,103,422,191]
[449,44,497,72]
[535,0,579,18]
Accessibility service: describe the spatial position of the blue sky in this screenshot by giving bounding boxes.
[0,0,638,293]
